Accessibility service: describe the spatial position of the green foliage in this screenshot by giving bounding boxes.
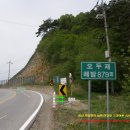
[59,14,75,30]
[36,18,59,37]
[120,46,130,88]
[107,1,130,52]
[36,0,130,91]
[37,29,105,87]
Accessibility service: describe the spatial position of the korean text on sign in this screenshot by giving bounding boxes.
[81,62,116,80]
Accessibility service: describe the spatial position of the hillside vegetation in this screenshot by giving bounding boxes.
[36,0,130,92]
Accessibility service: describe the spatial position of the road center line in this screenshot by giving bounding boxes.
[0,115,7,120]
[21,91,30,98]
[0,91,16,104]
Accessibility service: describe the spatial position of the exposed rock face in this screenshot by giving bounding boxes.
[13,51,49,83]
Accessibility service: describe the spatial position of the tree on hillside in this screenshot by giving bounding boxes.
[59,14,75,30]
[36,18,59,37]
[107,0,130,53]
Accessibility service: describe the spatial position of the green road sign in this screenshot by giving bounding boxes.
[53,76,60,84]
[81,62,116,80]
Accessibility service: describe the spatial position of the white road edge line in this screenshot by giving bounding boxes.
[19,91,44,130]
[0,115,7,120]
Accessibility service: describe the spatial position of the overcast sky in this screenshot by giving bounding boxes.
[0,0,110,80]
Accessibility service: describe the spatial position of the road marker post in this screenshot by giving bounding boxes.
[69,73,73,96]
[53,91,56,108]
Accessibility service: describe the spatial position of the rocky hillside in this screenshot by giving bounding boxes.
[13,51,49,83]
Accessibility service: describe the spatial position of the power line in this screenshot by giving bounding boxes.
[0,71,8,75]
[0,69,20,75]
[93,0,100,9]
[0,18,37,28]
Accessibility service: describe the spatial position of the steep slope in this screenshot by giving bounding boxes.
[13,51,49,83]
[13,0,130,89]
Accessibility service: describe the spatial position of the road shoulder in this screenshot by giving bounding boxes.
[29,87,54,130]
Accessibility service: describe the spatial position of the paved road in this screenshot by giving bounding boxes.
[0,88,43,130]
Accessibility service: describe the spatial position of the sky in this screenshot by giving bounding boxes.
[0,0,110,80]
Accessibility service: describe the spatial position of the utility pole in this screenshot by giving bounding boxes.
[7,60,13,81]
[102,1,111,130]
[101,0,114,94]
[95,0,111,60]
[96,1,112,130]
[101,0,111,62]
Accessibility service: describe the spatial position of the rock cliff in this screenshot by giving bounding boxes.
[13,51,49,83]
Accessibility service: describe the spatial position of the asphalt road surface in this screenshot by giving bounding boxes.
[0,88,43,130]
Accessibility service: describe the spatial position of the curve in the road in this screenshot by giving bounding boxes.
[0,89,44,130]
[19,90,44,130]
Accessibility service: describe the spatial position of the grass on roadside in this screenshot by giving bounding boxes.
[53,86,130,130]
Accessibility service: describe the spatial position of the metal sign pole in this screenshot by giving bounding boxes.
[106,80,110,130]
[88,80,91,130]
[69,73,73,97]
